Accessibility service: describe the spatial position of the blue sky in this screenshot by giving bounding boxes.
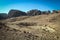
[0,0,60,13]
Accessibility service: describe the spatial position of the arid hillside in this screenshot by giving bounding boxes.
[0,13,60,40]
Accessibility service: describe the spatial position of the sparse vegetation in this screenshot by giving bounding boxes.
[0,10,60,40]
[17,22,37,27]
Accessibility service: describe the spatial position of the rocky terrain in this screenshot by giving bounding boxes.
[0,9,59,20]
[0,13,8,20]
[27,9,41,16]
[8,9,27,18]
[0,9,60,40]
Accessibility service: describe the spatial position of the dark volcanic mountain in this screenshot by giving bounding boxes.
[0,13,8,20]
[8,9,27,18]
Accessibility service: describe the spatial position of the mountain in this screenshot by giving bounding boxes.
[0,12,60,40]
[41,10,51,15]
[0,13,8,20]
[8,9,27,18]
[27,9,41,16]
[52,10,60,13]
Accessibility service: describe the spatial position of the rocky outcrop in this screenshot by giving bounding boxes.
[0,9,60,20]
[41,11,51,15]
[52,10,60,13]
[0,13,8,20]
[57,10,60,13]
[27,9,41,16]
[8,9,27,18]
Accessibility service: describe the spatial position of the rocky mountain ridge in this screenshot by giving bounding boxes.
[0,9,60,20]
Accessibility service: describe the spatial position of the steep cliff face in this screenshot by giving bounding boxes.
[8,9,27,18]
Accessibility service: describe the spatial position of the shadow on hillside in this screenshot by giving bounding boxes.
[17,22,37,27]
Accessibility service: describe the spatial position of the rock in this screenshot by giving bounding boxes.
[41,10,51,15]
[8,9,27,18]
[52,10,59,13]
[27,9,41,16]
[0,13,8,20]
[57,10,60,13]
